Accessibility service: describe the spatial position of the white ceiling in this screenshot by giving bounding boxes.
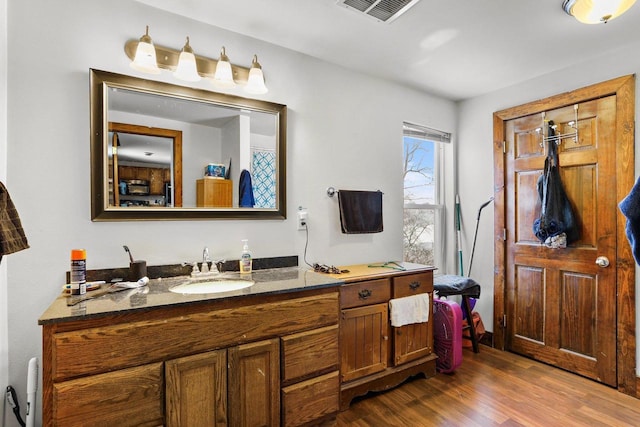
[134,0,640,101]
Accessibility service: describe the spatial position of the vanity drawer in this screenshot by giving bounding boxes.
[392,272,433,298]
[281,325,339,384]
[340,279,391,309]
[281,371,339,427]
[53,362,163,426]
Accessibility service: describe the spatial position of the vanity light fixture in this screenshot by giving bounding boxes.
[173,37,201,82]
[562,0,636,23]
[124,35,268,93]
[244,55,268,94]
[212,47,236,88]
[130,26,161,74]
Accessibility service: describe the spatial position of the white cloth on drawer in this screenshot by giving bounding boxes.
[389,293,430,327]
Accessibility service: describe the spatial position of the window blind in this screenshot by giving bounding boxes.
[403,122,451,143]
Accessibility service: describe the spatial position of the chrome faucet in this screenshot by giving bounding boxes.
[202,247,212,273]
[182,248,222,277]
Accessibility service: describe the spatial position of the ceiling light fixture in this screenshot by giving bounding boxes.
[212,47,236,88]
[562,0,636,23]
[130,26,161,74]
[244,55,268,94]
[124,34,269,94]
[173,37,201,82]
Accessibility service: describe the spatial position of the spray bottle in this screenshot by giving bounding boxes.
[239,240,252,274]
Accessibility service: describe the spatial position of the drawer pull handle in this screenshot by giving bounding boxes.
[409,281,421,290]
[358,289,372,299]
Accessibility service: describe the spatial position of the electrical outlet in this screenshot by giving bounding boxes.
[297,209,308,230]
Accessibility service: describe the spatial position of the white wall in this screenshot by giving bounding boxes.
[1,0,9,424]
[5,1,457,423]
[457,40,640,369]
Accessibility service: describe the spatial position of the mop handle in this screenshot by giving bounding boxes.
[477,197,494,220]
[468,197,494,277]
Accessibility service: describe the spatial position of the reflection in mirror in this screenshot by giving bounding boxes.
[90,69,287,221]
[109,122,183,208]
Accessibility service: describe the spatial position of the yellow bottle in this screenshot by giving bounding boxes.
[239,239,252,274]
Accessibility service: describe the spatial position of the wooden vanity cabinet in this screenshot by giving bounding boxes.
[338,268,437,411]
[42,289,340,427]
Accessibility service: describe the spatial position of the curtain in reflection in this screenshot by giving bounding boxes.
[251,149,276,208]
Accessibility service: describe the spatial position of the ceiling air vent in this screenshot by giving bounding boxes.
[337,0,422,23]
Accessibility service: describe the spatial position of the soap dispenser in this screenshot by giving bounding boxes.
[240,239,252,274]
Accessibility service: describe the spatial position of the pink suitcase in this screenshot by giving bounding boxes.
[433,298,463,373]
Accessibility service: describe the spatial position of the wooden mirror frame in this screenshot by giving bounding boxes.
[90,69,287,221]
[109,122,183,208]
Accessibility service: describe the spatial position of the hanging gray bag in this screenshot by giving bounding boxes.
[532,121,580,248]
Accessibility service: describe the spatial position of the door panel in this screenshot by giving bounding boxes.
[505,96,617,386]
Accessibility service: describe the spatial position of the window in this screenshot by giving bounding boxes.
[403,122,450,269]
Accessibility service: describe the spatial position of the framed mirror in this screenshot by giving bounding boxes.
[90,69,287,221]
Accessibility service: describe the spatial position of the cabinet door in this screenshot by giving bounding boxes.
[340,303,388,382]
[392,272,434,365]
[149,167,166,195]
[165,350,228,427]
[53,363,163,427]
[393,321,433,366]
[118,165,136,181]
[228,338,280,427]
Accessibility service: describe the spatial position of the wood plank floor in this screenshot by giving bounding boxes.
[336,346,640,426]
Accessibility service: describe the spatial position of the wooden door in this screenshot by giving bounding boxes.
[340,303,389,382]
[494,76,636,393]
[228,339,280,427]
[165,350,228,427]
[504,96,618,386]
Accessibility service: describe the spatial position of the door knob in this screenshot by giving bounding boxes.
[595,256,610,267]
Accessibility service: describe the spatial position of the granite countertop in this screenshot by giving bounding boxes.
[39,266,343,325]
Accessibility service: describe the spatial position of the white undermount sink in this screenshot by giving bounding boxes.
[169,279,255,295]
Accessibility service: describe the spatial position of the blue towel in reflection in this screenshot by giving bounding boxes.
[239,169,255,208]
[619,177,640,265]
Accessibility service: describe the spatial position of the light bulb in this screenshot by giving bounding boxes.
[130,26,160,74]
[212,47,236,88]
[173,37,201,82]
[244,55,268,94]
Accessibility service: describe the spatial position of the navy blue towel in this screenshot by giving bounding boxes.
[338,190,383,234]
[619,177,640,265]
[239,169,255,208]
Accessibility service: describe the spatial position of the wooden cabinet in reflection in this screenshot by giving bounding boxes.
[119,166,170,195]
[196,178,233,207]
